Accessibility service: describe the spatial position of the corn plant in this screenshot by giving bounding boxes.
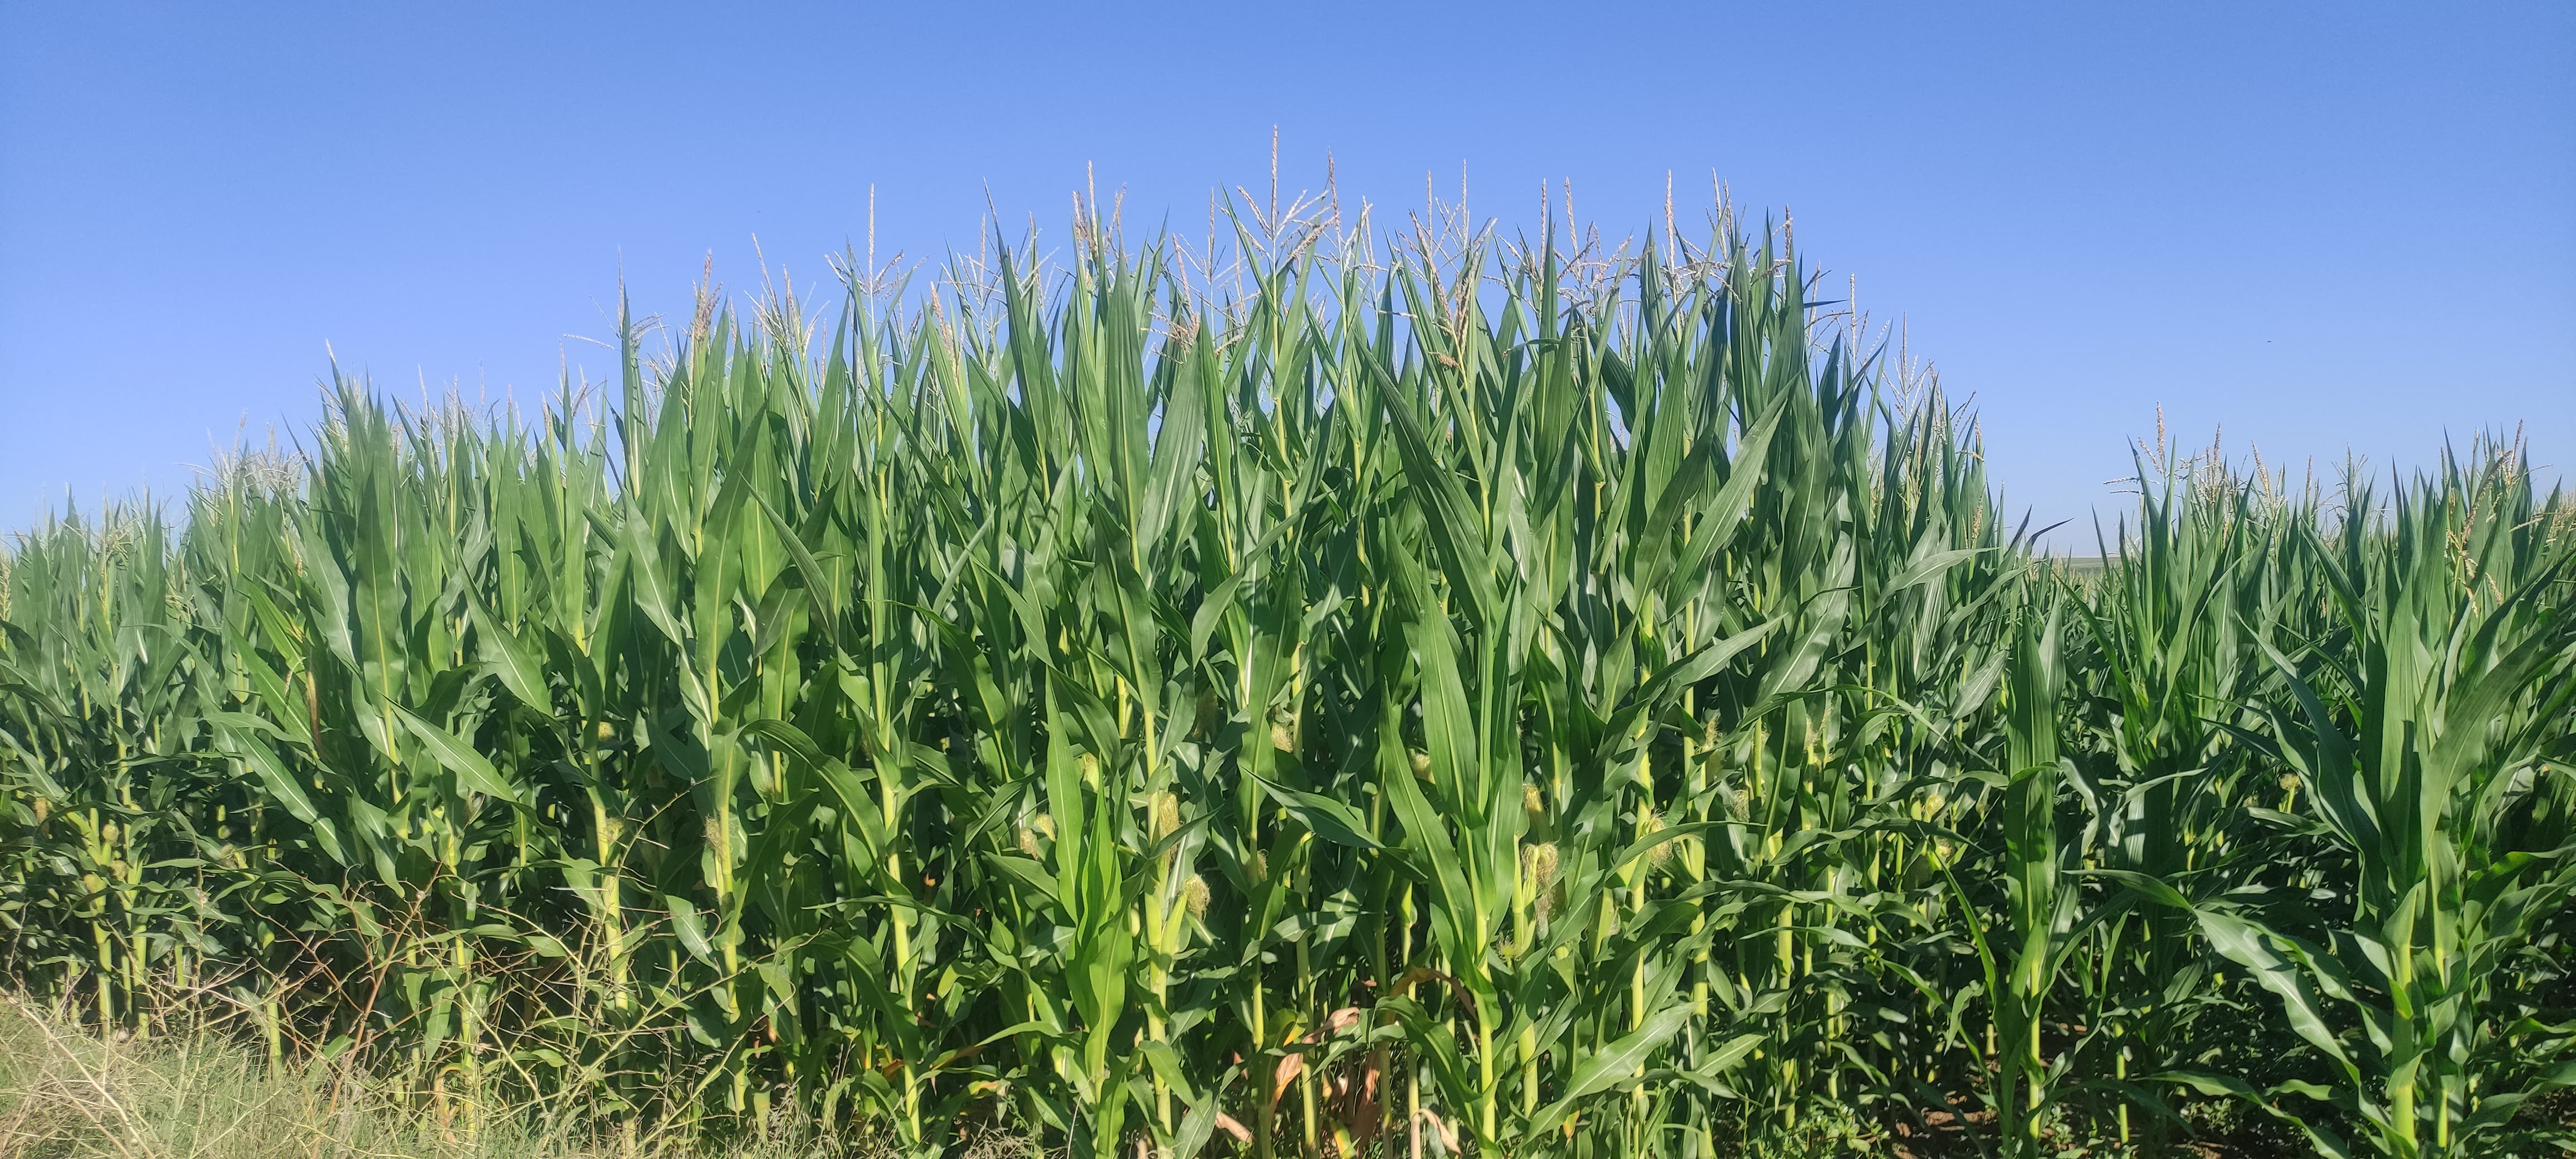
[2,185,2569,1158]
[2119,448,2576,1157]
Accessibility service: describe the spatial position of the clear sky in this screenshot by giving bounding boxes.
[4,2,2570,543]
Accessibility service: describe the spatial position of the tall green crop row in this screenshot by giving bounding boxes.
[2,199,2571,1158]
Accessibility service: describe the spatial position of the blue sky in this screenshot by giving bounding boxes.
[3,2,2569,542]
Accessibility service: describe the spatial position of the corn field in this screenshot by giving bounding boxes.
[1,196,2572,1158]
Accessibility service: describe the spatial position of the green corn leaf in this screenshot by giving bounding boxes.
[392,704,525,803]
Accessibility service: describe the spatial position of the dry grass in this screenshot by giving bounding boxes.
[0,994,935,1159]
